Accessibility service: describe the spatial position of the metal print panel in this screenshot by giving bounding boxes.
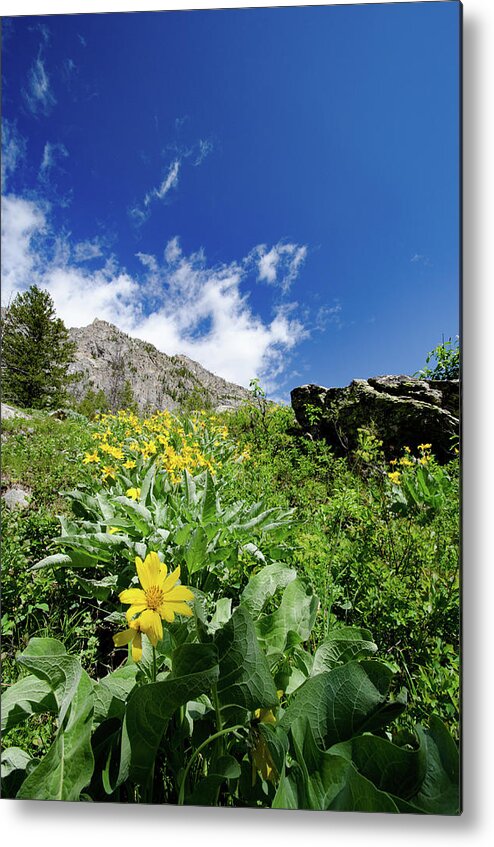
[1,1,461,813]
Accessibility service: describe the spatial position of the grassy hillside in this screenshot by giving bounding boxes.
[1,398,460,809]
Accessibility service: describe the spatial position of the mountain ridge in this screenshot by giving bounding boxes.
[67,318,251,413]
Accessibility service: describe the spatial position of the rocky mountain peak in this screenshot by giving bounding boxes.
[67,320,251,413]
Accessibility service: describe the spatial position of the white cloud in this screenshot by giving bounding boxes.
[39,141,69,179]
[1,121,26,190]
[23,55,56,116]
[1,195,308,392]
[316,301,342,331]
[256,242,308,292]
[145,159,180,206]
[74,239,105,262]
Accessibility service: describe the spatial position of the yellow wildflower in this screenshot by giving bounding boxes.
[83,450,100,464]
[404,446,411,453]
[389,459,398,466]
[108,526,119,534]
[102,466,117,480]
[399,457,413,467]
[123,459,136,470]
[388,471,401,485]
[126,487,141,501]
[113,617,145,662]
[419,456,429,465]
[418,443,432,451]
[119,552,194,647]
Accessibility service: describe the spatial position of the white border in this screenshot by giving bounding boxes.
[2,1,493,845]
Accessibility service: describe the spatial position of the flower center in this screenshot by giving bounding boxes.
[145,585,165,610]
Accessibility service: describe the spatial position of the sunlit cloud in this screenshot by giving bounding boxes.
[1,195,309,392]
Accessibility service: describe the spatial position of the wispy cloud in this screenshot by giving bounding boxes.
[315,301,343,331]
[410,253,432,267]
[1,120,27,190]
[130,136,214,224]
[145,159,181,205]
[23,54,56,116]
[74,239,106,263]
[255,242,308,293]
[2,195,309,392]
[39,141,69,179]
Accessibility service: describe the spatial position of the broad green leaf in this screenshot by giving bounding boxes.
[16,667,94,801]
[113,498,154,535]
[119,642,219,786]
[1,674,57,733]
[186,755,241,806]
[273,721,399,812]
[410,718,460,814]
[30,553,73,571]
[256,578,318,654]
[329,732,427,801]
[241,563,297,617]
[208,597,232,632]
[280,660,403,749]
[311,627,378,674]
[17,638,84,727]
[140,460,157,504]
[185,525,208,574]
[201,470,218,523]
[76,574,118,601]
[93,664,138,728]
[214,605,278,714]
[1,747,37,799]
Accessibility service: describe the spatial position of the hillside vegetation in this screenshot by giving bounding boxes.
[1,392,460,811]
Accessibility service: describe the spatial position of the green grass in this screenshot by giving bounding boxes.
[1,400,460,750]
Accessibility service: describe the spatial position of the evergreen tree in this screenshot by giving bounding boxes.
[1,286,77,409]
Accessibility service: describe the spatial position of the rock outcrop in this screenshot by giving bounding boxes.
[291,375,459,461]
[67,319,251,413]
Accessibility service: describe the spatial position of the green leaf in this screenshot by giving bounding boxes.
[17,638,83,726]
[201,470,218,523]
[256,578,318,654]
[280,660,403,749]
[214,605,278,714]
[1,674,57,733]
[1,747,37,798]
[119,642,219,786]
[273,720,399,812]
[311,627,378,674]
[185,525,208,574]
[93,664,138,728]
[16,667,94,801]
[241,563,297,617]
[410,718,460,814]
[113,498,154,535]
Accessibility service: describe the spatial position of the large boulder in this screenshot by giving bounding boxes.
[291,376,459,461]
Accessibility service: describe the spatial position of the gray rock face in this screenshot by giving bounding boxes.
[1,403,30,420]
[67,319,251,413]
[291,376,459,461]
[2,485,31,510]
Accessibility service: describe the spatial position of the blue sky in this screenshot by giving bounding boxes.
[1,2,460,399]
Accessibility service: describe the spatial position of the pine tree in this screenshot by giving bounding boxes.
[1,286,77,409]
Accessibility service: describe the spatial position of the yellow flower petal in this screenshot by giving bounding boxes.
[113,628,135,647]
[161,565,181,593]
[160,601,193,618]
[164,585,194,603]
[139,609,163,646]
[119,588,146,606]
[125,603,147,623]
[136,551,162,591]
[131,631,143,662]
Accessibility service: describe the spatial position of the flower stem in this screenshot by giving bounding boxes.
[177,724,244,806]
[152,646,157,683]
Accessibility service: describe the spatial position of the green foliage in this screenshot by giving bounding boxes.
[1,582,459,811]
[1,400,460,808]
[1,285,77,409]
[416,337,460,380]
[77,387,111,419]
